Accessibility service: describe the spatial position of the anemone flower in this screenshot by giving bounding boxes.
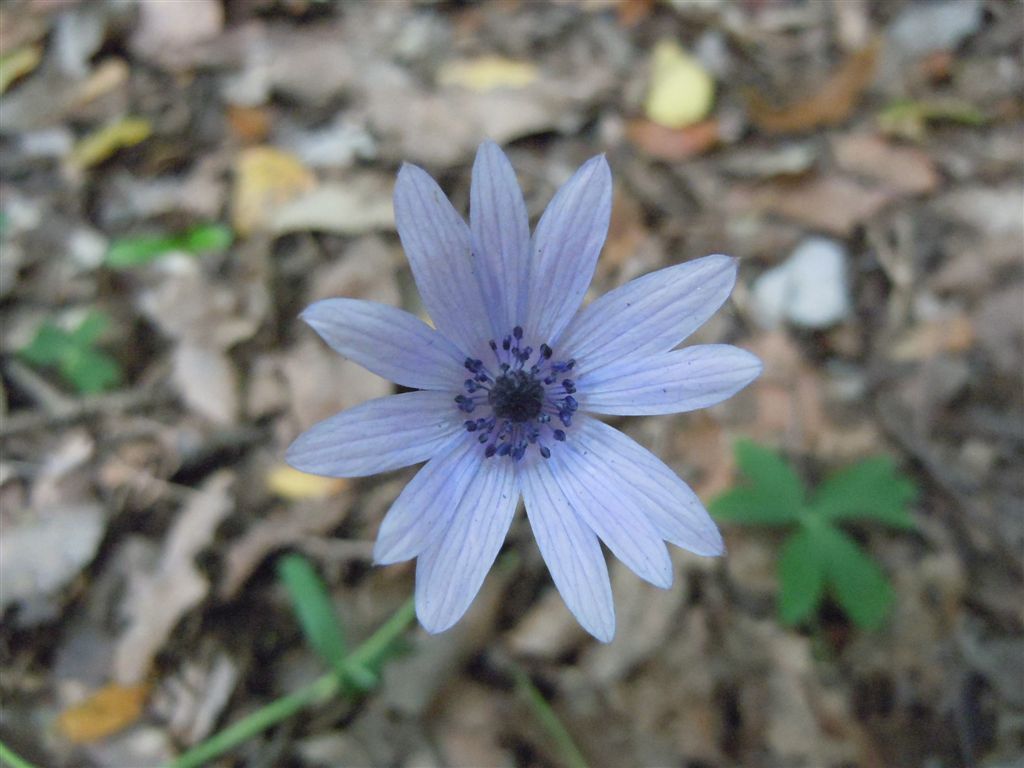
[287,141,761,641]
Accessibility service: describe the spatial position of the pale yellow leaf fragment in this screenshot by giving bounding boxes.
[438,56,539,92]
[70,117,152,169]
[57,683,150,744]
[267,465,349,500]
[644,40,714,129]
[0,44,42,94]
[232,147,316,236]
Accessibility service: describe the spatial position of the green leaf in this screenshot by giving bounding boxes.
[277,554,348,677]
[64,347,121,394]
[710,487,802,526]
[106,224,233,269]
[183,223,233,253]
[70,311,110,346]
[817,526,893,630]
[810,456,917,529]
[777,527,825,625]
[20,322,75,365]
[710,441,806,526]
[106,234,179,268]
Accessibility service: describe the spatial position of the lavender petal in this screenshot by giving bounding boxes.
[524,155,612,346]
[302,298,467,390]
[470,141,531,336]
[414,458,519,634]
[579,344,762,416]
[285,391,461,478]
[559,254,738,372]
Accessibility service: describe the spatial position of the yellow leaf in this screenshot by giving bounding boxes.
[437,56,539,92]
[0,44,42,94]
[70,117,152,170]
[267,465,348,500]
[57,684,150,744]
[644,40,714,129]
[232,147,316,236]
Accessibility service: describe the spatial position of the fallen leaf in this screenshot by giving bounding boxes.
[57,684,150,744]
[266,465,348,501]
[232,147,315,236]
[437,56,539,92]
[888,312,975,361]
[626,118,720,161]
[226,104,271,144]
[0,44,42,94]
[219,495,354,598]
[747,40,879,134]
[727,174,892,237]
[877,98,985,141]
[172,342,239,424]
[617,0,654,27]
[831,133,939,196]
[887,0,983,58]
[114,472,234,684]
[70,117,152,169]
[644,40,715,129]
[0,503,105,621]
[129,0,224,72]
[270,177,394,235]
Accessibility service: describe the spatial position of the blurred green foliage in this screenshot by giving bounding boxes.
[20,311,121,395]
[276,553,402,693]
[711,441,917,630]
[105,223,233,269]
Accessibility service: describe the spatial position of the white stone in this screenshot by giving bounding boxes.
[752,237,851,329]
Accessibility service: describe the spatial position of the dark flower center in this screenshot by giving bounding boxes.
[488,370,544,422]
[453,326,578,461]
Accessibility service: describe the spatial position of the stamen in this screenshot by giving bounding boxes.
[456,328,578,461]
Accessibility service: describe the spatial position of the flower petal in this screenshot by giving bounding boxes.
[524,155,613,346]
[579,344,762,416]
[572,416,724,556]
[520,456,616,642]
[394,163,492,356]
[470,141,531,335]
[302,298,467,390]
[414,457,519,634]
[373,435,481,565]
[558,254,738,371]
[285,391,461,478]
[553,437,674,588]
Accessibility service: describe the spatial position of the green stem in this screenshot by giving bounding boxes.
[167,597,416,768]
[510,662,589,768]
[0,740,41,768]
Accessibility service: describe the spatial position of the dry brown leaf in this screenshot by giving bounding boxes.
[831,133,939,196]
[746,40,880,134]
[227,105,271,144]
[57,683,150,744]
[888,313,975,361]
[171,342,239,425]
[727,174,893,237]
[114,472,234,684]
[219,495,353,599]
[626,118,720,161]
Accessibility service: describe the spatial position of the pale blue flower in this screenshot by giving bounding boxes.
[287,142,761,642]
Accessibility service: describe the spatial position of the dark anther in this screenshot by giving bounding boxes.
[540,343,552,359]
[488,369,544,422]
[513,326,523,340]
[540,445,551,459]
[485,444,497,458]
[553,429,566,441]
